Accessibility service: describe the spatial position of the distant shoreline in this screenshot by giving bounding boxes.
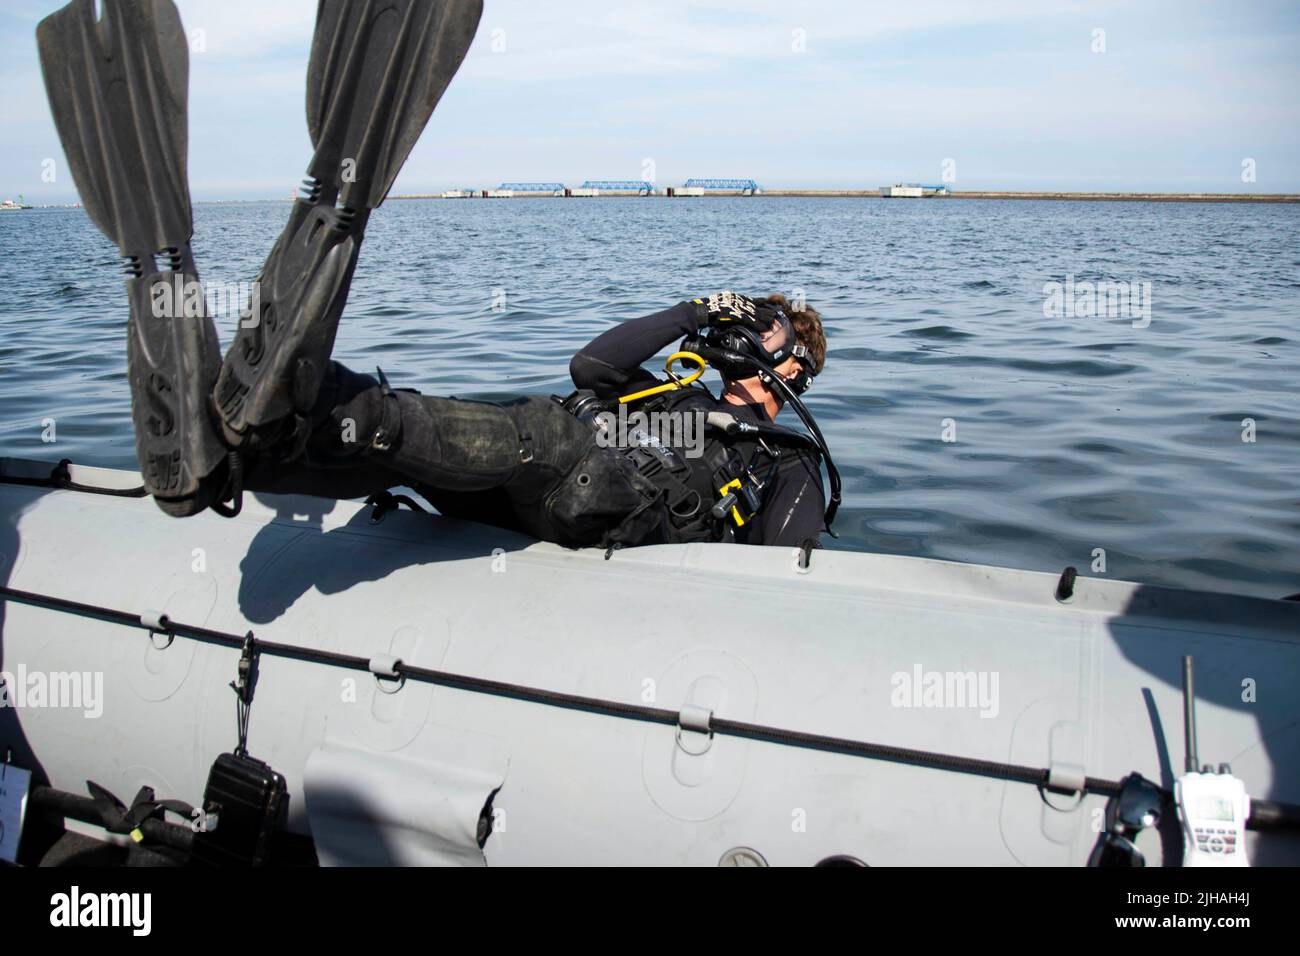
[385,190,1299,204]
[17,191,1298,208]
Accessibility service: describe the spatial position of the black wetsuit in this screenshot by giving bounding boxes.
[245,303,826,549]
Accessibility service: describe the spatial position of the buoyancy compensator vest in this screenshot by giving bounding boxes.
[556,384,822,543]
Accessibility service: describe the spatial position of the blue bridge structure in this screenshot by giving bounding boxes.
[683,178,761,193]
[580,180,655,194]
[498,182,565,192]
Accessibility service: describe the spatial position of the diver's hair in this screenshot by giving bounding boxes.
[767,293,826,375]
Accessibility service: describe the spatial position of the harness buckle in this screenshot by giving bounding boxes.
[714,480,746,527]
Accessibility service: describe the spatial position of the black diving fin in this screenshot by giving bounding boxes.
[37,0,229,516]
[212,0,483,449]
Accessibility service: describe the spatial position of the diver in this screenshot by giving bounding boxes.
[239,290,836,551]
[36,0,840,554]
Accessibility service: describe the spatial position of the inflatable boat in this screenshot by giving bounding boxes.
[2,456,1298,865]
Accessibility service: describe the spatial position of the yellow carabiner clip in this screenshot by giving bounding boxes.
[618,351,706,404]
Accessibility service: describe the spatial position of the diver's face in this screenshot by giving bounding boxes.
[772,354,802,380]
[721,315,803,414]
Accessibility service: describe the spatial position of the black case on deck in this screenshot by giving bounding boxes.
[190,751,286,867]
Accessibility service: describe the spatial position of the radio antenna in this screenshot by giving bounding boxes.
[1182,655,1199,773]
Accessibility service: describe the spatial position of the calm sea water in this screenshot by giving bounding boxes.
[1,197,1296,599]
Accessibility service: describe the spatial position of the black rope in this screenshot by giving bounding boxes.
[50,459,149,497]
[0,583,1109,795]
[711,716,1119,795]
[209,451,244,519]
[0,458,247,519]
[0,459,147,498]
[4,582,1299,826]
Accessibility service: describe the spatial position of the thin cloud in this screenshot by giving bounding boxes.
[2,0,1296,198]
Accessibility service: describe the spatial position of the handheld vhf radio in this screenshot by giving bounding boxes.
[1175,655,1250,866]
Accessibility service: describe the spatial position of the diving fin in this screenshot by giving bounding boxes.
[37,0,229,516]
[212,0,483,448]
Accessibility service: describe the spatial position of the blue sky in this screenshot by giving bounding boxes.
[3,0,1299,201]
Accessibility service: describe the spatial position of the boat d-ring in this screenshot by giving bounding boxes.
[1041,762,1087,812]
[141,610,174,649]
[370,653,406,695]
[675,704,714,756]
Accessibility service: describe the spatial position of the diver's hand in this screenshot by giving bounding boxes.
[690,291,768,332]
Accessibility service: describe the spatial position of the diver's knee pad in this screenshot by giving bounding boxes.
[377,392,531,492]
[503,396,598,477]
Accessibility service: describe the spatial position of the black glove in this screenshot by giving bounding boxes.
[690,291,769,332]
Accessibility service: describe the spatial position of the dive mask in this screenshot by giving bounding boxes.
[699,304,816,395]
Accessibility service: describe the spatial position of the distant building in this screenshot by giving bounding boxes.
[580,180,655,195]
[880,184,951,198]
[498,182,564,196]
[682,178,761,195]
